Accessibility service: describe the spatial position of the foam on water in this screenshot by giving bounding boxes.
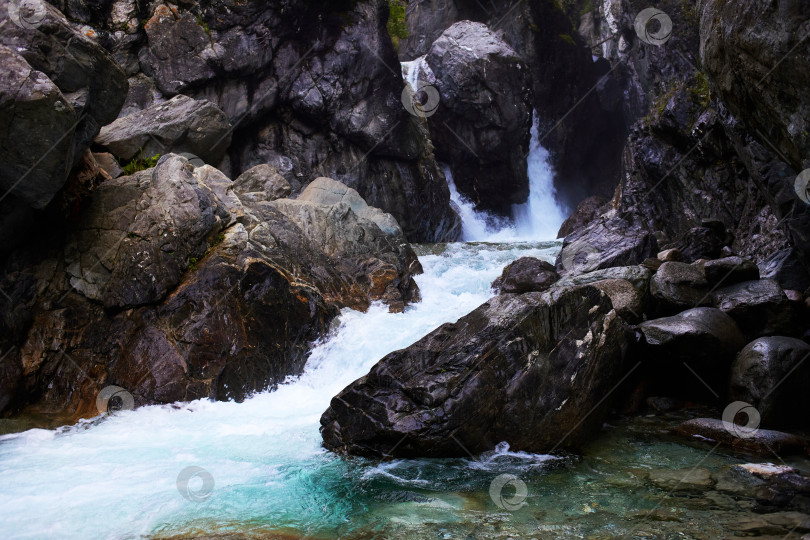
[0,241,561,539]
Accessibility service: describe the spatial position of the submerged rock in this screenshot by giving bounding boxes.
[321,284,628,457]
[673,418,808,455]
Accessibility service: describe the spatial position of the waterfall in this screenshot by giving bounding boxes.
[511,113,569,240]
[400,56,431,91]
[442,111,567,242]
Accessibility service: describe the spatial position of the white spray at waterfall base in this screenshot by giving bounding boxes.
[445,112,568,242]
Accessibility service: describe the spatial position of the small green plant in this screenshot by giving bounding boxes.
[559,33,575,45]
[195,14,210,36]
[188,257,199,272]
[386,0,408,50]
[121,150,160,175]
[689,71,711,108]
[210,232,226,247]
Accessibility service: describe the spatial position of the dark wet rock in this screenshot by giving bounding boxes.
[697,256,760,288]
[638,308,745,400]
[95,95,231,164]
[556,216,658,277]
[730,337,810,429]
[760,249,810,293]
[233,165,291,201]
[321,285,628,457]
[424,21,532,215]
[0,1,127,209]
[666,226,728,263]
[712,279,796,339]
[645,396,684,414]
[491,257,558,294]
[557,196,608,239]
[673,418,808,455]
[650,262,710,314]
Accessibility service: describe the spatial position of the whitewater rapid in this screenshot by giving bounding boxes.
[0,242,560,539]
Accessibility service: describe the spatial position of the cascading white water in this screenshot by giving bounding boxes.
[443,112,568,242]
[511,115,569,240]
[400,56,430,91]
[0,242,560,539]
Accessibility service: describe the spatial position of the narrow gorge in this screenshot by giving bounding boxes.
[1,0,810,538]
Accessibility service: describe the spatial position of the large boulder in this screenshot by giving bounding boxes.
[0,0,127,208]
[64,155,231,309]
[270,177,421,312]
[233,164,291,201]
[491,257,558,294]
[424,21,533,215]
[95,95,232,164]
[730,337,810,428]
[556,215,659,276]
[638,308,746,400]
[650,261,711,314]
[321,285,628,457]
[1,156,422,418]
[712,279,796,339]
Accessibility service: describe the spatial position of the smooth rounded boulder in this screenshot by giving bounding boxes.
[321,285,628,457]
[730,337,810,428]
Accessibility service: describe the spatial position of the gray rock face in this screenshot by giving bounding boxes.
[64,155,231,308]
[0,0,127,208]
[233,165,291,201]
[699,0,810,173]
[425,21,533,215]
[730,337,810,428]
[650,261,711,314]
[712,279,795,339]
[556,216,659,277]
[95,95,231,163]
[321,285,628,457]
[491,257,558,294]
